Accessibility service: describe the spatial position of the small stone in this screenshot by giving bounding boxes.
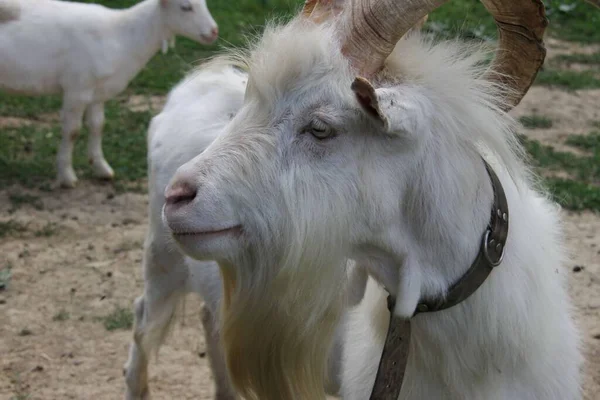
[106,272,112,278]
[88,244,95,250]
[198,352,206,358]
[32,365,44,372]
[593,334,600,340]
[572,265,584,273]
[106,193,115,200]
[0,299,6,304]
[19,328,32,336]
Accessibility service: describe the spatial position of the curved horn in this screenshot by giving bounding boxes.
[302,0,343,23]
[341,0,548,110]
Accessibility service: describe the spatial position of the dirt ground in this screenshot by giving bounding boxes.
[1,42,600,400]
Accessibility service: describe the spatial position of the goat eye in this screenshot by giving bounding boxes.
[307,119,333,140]
[180,3,193,11]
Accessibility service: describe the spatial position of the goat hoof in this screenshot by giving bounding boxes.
[58,169,78,188]
[92,160,115,180]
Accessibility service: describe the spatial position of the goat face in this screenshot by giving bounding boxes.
[161,0,218,44]
[163,20,434,267]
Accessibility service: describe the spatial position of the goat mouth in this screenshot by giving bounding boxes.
[199,34,217,44]
[172,225,242,237]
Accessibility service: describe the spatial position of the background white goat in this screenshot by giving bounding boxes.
[0,0,218,188]
[123,62,369,400]
[160,0,583,398]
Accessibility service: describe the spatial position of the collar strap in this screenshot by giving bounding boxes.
[413,158,509,315]
[369,158,509,400]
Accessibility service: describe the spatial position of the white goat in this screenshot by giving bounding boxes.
[0,0,218,188]
[160,0,583,399]
[123,63,368,399]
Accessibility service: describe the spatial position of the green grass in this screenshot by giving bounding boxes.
[519,133,600,211]
[565,132,600,151]
[555,52,600,65]
[8,193,43,211]
[0,220,28,238]
[424,0,600,43]
[34,222,59,237]
[101,307,134,331]
[542,0,600,43]
[535,69,600,90]
[519,115,554,129]
[0,265,12,291]
[0,103,151,187]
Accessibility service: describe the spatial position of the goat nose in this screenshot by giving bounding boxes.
[165,181,197,207]
[211,26,218,38]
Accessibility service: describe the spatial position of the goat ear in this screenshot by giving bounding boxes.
[351,76,423,135]
[351,76,384,121]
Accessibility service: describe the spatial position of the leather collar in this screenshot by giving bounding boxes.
[368,158,509,399]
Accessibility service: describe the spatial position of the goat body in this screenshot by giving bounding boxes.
[0,0,217,187]
[162,17,583,400]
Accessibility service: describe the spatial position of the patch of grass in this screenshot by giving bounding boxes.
[52,309,70,322]
[34,222,59,238]
[8,193,43,212]
[424,0,600,43]
[542,0,600,43]
[0,220,28,238]
[518,133,600,211]
[0,93,61,119]
[565,132,600,152]
[0,264,12,291]
[535,69,600,90]
[0,103,151,187]
[101,307,133,331]
[519,115,554,129]
[555,52,600,65]
[545,178,600,211]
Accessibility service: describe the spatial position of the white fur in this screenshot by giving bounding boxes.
[162,14,583,400]
[124,63,365,399]
[0,0,217,188]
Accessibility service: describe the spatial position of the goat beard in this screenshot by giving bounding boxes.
[218,255,347,400]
